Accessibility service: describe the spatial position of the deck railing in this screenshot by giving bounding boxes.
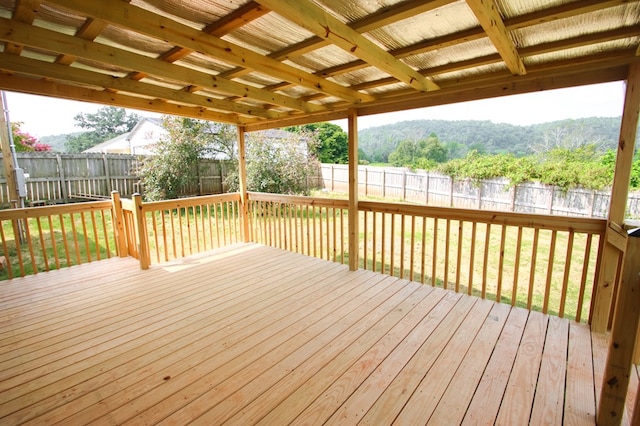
[120,193,243,267]
[247,192,607,322]
[0,191,610,323]
[0,201,117,279]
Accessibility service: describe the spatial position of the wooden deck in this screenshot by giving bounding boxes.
[0,243,637,425]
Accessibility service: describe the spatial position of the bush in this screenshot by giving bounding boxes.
[139,117,213,201]
[226,130,319,195]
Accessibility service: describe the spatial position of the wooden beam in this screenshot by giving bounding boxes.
[465,0,526,75]
[348,109,359,271]
[205,1,268,37]
[128,2,267,81]
[592,63,640,332]
[295,0,624,90]
[237,126,250,243]
[245,110,348,132]
[255,0,439,92]
[0,17,324,114]
[220,0,456,81]
[346,0,455,33]
[245,64,628,132]
[47,0,374,104]
[598,228,640,424]
[4,0,41,55]
[506,0,629,31]
[56,18,109,66]
[0,74,257,125]
[0,53,284,120]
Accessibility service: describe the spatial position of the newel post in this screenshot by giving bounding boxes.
[132,193,150,270]
[598,228,640,425]
[111,190,128,258]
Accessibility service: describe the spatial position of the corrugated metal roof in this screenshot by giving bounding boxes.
[0,0,638,131]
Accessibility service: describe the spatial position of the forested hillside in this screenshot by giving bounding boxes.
[358,117,621,163]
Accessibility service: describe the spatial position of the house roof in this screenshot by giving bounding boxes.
[0,1,638,132]
[83,117,166,153]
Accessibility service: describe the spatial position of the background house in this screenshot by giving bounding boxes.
[83,117,166,155]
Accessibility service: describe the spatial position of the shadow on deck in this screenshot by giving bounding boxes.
[0,243,636,424]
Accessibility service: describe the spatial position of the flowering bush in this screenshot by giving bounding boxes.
[11,123,52,152]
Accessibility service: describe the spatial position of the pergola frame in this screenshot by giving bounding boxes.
[2,0,640,422]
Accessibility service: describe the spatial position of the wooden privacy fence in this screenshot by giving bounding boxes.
[320,164,640,219]
[246,192,607,322]
[0,153,227,206]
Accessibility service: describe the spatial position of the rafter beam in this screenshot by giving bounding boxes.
[47,0,374,104]
[56,18,108,66]
[4,0,41,55]
[254,0,439,92]
[0,17,325,113]
[300,0,631,81]
[220,0,456,80]
[128,1,268,81]
[0,74,255,125]
[0,53,284,120]
[466,0,526,75]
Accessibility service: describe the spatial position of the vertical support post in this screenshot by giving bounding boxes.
[592,63,640,332]
[237,125,250,242]
[132,193,150,270]
[111,190,128,258]
[598,228,640,424]
[348,109,359,271]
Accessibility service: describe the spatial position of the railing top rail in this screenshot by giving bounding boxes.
[359,200,607,234]
[0,201,113,220]
[248,192,349,208]
[140,193,241,212]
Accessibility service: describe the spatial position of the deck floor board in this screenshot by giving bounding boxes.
[0,243,635,425]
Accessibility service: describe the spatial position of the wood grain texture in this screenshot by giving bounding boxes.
[0,243,634,425]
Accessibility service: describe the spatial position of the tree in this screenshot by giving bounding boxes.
[139,116,228,201]
[388,134,448,168]
[286,123,348,164]
[388,139,420,167]
[11,123,52,152]
[65,107,140,153]
[422,135,448,163]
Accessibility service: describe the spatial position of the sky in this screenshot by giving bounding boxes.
[2,81,627,138]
